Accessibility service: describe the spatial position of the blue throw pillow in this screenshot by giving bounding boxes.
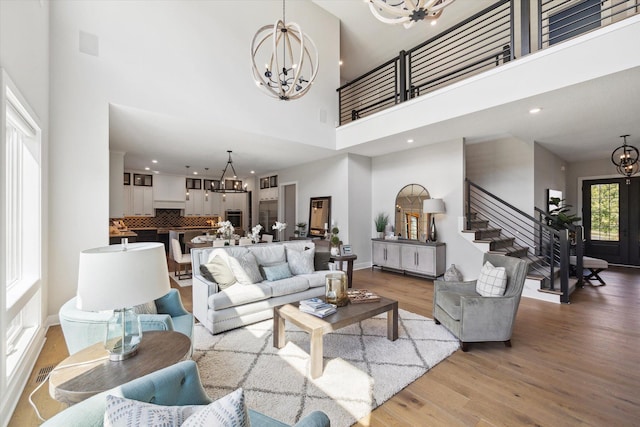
[261,263,293,281]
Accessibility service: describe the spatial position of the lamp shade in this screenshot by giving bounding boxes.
[423,198,445,214]
[76,242,170,311]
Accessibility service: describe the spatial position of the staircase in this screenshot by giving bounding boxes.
[463,180,582,304]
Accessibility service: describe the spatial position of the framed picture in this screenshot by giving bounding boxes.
[340,244,352,256]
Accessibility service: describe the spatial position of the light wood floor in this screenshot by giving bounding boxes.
[9,266,640,426]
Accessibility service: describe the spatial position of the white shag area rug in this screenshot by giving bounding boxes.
[193,308,459,426]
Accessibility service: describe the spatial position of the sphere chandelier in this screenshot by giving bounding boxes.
[368,0,457,29]
[250,0,319,101]
[611,134,639,179]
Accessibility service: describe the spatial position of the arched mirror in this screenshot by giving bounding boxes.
[395,184,430,240]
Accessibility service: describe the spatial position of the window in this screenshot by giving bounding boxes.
[590,183,619,241]
[2,71,43,384]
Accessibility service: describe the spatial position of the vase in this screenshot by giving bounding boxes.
[325,272,348,307]
[330,246,340,256]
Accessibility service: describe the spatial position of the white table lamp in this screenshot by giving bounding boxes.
[423,198,446,242]
[76,242,170,361]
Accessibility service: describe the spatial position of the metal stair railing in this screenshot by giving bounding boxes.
[465,179,574,303]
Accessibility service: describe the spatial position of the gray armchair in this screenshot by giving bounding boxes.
[433,253,528,351]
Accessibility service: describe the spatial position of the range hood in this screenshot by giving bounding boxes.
[154,200,186,210]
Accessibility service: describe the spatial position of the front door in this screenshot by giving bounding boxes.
[582,177,640,265]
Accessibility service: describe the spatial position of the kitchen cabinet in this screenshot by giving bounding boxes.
[185,189,204,216]
[372,239,445,278]
[203,192,222,217]
[372,240,401,270]
[222,192,247,211]
[132,186,153,216]
[123,185,133,217]
[259,175,278,201]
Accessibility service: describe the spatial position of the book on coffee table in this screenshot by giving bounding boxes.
[347,289,381,304]
[299,298,337,318]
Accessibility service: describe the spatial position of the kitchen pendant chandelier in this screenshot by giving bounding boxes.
[611,135,639,180]
[250,0,319,100]
[368,0,457,29]
[212,150,248,194]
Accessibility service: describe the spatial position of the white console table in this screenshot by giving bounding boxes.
[372,239,445,278]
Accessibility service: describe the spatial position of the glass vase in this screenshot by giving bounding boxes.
[325,272,349,307]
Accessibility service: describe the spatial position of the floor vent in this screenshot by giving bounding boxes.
[35,365,54,383]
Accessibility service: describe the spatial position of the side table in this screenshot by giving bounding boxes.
[49,330,190,405]
[330,254,357,288]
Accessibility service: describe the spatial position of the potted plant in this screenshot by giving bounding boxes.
[544,197,581,244]
[296,222,307,237]
[374,213,389,239]
[330,226,340,256]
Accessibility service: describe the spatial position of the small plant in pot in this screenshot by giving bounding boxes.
[374,213,389,238]
[295,222,307,237]
[330,226,340,256]
[545,197,581,242]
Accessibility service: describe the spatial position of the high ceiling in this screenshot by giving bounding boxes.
[111,1,640,178]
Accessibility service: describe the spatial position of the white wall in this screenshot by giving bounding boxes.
[533,142,567,212]
[372,140,482,279]
[466,137,534,214]
[347,154,372,267]
[47,0,340,315]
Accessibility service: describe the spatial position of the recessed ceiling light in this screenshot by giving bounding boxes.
[250,170,255,174]
[529,107,542,114]
[154,171,159,174]
[144,167,150,170]
[193,171,198,175]
[430,20,437,26]
[151,160,158,163]
[339,60,343,66]
[407,139,414,143]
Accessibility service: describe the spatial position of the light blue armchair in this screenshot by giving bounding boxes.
[42,360,330,427]
[59,289,193,355]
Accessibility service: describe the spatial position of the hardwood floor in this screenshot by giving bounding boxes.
[9,266,640,426]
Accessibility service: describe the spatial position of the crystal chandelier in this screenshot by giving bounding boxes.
[250,0,319,100]
[611,134,639,180]
[212,151,248,194]
[368,0,457,29]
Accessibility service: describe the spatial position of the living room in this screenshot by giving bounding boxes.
[2,0,640,425]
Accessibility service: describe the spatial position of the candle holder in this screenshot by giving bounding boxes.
[325,272,349,307]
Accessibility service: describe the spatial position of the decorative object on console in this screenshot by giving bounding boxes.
[272,220,287,241]
[368,0,457,29]
[325,271,349,307]
[611,134,638,182]
[250,0,319,100]
[76,242,171,361]
[374,212,389,239]
[211,150,248,193]
[295,222,307,237]
[423,198,445,242]
[329,226,341,256]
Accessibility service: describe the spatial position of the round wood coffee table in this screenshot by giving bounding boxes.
[49,330,191,405]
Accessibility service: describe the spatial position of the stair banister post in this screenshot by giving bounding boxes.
[559,229,570,303]
[575,225,584,287]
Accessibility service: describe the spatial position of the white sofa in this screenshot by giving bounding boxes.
[191,241,332,334]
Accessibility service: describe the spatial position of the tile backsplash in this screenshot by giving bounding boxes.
[110,209,221,228]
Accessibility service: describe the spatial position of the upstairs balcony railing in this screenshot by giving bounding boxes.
[337,0,640,126]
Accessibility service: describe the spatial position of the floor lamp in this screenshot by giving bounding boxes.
[76,242,170,361]
[423,198,445,242]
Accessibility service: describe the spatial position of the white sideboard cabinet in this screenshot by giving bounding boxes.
[371,239,445,278]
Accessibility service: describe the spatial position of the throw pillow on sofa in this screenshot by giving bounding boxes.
[182,388,250,427]
[261,262,293,281]
[307,247,331,271]
[104,395,203,427]
[228,252,263,285]
[475,261,507,297]
[200,256,237,290]
[287,246,315,274]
